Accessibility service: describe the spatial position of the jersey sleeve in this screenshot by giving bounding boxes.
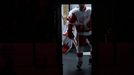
[66,9,77,23]
[66,9,77,39]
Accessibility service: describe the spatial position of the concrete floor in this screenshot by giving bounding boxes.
[62,47,91,75]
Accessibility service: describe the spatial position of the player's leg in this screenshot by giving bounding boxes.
[76,35,87,70]
[86,36,92,64]
[76,46,84,70]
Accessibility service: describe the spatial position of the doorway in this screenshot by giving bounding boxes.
[61,4,92,75]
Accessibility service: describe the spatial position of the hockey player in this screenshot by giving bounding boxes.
[67,4,92,70]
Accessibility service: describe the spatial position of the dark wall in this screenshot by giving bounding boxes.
[92,0,134,75]
[0,0,57,42]
[0,43,60,75]
[0,0,61,75]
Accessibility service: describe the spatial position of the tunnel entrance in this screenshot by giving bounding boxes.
[61,4,92,75]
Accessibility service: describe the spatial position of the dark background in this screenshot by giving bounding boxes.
[0,0,134,75]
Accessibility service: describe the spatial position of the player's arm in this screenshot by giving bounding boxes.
[67,13,77,39]
[87,17,92,31]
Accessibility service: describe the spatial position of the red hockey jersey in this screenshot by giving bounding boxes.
[67,6,92,36]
